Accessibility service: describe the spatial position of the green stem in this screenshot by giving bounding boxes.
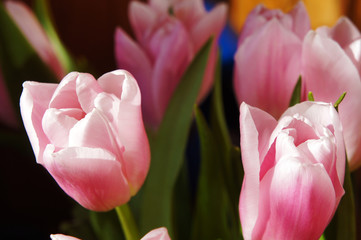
[115,204,139,240]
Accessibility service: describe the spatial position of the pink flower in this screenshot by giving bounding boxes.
[115,0,227,128]
[4,0,65,79]
[20,70,150,211]
[302,18,361,170]
[141,227,171,240]
[50,234,81,240]
[239,101,345,240]
[233,2,310,118]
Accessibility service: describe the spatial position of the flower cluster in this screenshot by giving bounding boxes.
[1,0,360,240]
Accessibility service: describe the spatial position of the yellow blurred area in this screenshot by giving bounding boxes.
[230,0,349,32]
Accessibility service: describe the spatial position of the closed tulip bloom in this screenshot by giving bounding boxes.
[4,1,65,79]
[20,70,150,211]
[50,234,81,240]
[234,2,310,119]
[302,18,361,170]
[141,227,171,240]
[115,0,227,128]
[239,102,345,240]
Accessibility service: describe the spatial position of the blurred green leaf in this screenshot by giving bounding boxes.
[0,1,57,120]
[324,158,356,240]
[140,38,212,236]
[289,75,302,107]
[34,0,76,72]
[192,105,239,240]
[90,210,124,240]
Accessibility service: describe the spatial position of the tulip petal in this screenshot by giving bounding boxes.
[151,21,193,126]
[239,102,277,239]
[234,19,302,118]
[317,17,361,49]
[42,108,84,148]
[289,1,311,39]
[93,92,150,194]
[20,81,57,163]
[75,73,102,113]
[43,145,130,211]
[173,0,205,30]
[141,227,171,240]
[129,1,158,42]
[256,158,336,240]
[49,72,81,109]
[50,234,81,240]
[302,32,360,169]
[68,109,123,159]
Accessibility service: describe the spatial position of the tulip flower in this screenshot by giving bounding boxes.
[141,227,171,240]
[230,0,345,33]
[4,0,65,79]
[115,0,227,128]
[50,234,81,240]
[302,18,361,170]
[239,101,345,240]
[20,70,150,211]
[233,2,310,119]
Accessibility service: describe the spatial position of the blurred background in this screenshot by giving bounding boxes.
[1,0,361,239]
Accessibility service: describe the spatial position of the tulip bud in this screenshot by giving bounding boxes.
[239,101,345,240]
[4,1,65,79]
[50,234,81,240]
[141,227,171,240]
[20,70,150,211]
[115,0,227,129]
[233,2,310,119]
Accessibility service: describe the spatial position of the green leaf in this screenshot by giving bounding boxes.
[140,38,213,236]
[0,2,57,119]
[324,158,356,240]
[34,0,76,72]
[192,105,239,240]
[289,75,302,107]
[308,91,315,101]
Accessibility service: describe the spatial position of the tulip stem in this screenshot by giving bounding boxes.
[115,204,139,240]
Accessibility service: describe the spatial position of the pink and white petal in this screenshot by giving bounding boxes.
[317,17,361,49]
[129,1,158,42]
[94,92,150,194]
[75,73,102,113]
[151,21,193,127]
[148,0,171,14]
[234,19,302,119]
[302,32,358,169]
[97,70,141,105]
[141,227,171,240]
[43,145,130,211]
[114,29,154,125]
[173,0,205,30]
[5,1,65,79]
[190,3,227,52]
[50,234,81,240]
[289,1,311,40]
[239,102,277,240]
[49,72,81,109]
[68,109,123,158]
[20,81,57,163]
[344,38,361,76]
[42,108,84,148]
[262,158,336,240]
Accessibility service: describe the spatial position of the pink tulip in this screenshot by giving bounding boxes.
[239,101,345,240]
[115,0,227,128]
[4,1,65,79]
[20,70,150,211]
[302,18,361,170]
[50,234,81,240]
[141,227,171,240]
[234,2,310,119]
[0,68,18,128]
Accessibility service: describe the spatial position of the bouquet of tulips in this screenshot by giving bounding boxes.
[1,0,360,239]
